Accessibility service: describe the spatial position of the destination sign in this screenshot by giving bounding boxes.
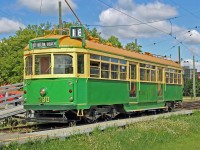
[32,40,57,49]
[70,26,84,39]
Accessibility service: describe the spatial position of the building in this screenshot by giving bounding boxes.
[182,66,197,80]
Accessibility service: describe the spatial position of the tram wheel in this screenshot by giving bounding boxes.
[69,121,76,127]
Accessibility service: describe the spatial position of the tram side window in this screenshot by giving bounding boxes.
[25,56,32,75]
[165,68,180,84]
[120,65,127,79]
[140,64,156,81]
[90,54,100,60]
[174,73,178,84]
[157,67,163,82]
[54,55,73,74]
[101,63,109,78]
[77,54,84,74]
[147,70,151,81]
[151,70,156,81]
[130,82,136,97]
[35,55,51,75]
[170,73,173,83]
[130,64,136,80]
[165,72,169,83]
[111,64,118,79]
[90,61,100,77]
[140,68,146,80]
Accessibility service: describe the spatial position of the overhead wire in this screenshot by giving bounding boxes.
[85,17,178,28]
[161,33,193,55]
[95,0,200,58]
[96,0,173,35]
[143,25,200,50]
[169,0,200,20]
[85,8,200,28]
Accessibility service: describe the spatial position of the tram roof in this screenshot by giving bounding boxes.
[25,34,181,68]
[85,40,181,68]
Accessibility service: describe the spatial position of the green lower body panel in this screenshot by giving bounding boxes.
[24,104,77,110]
[124,102,165,112]
[164,84,183,101]
[24,78,182,112]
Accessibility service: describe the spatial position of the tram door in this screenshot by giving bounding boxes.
[76,54,86,104]
[129,63,137,101]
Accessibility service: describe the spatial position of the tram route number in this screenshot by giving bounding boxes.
[39,97,50,103]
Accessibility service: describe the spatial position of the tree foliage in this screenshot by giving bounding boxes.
[183,77,200,97]
[87,28,107,44]
[0,23,51,85]
[125,41,142,52]
[106,36,122,48]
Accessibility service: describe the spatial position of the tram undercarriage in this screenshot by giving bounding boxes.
[26,101,182,123]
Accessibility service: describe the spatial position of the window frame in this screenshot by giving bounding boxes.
[165,68,182,85]
[139,63,156,82]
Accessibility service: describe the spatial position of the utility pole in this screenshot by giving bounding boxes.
[193,55,196,100]
[59,1,62,35]
[178,46,181,64]
[135,39,137,47]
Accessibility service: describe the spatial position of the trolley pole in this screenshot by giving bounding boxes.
[59,1,62,35]
[193,55,196,100]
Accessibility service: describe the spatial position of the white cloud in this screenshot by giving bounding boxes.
[183,30,200,44]
[98,0,200,51]
[187,45,200,56]
[18,0,77,15]
[0,18,25,34]
[99,0,179,38]
[136,2,177,20]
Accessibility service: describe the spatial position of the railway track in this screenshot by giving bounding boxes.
[0,123,71,134]
[0,110,193,146]
[182,100,200,110]
[0,100,199,134]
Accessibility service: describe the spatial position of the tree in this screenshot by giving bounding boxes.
[88,28,100,39]
[0,23,51,85]
[183,78,193,96]
[106,36,122,48]
[183,77,200,97]
[196,79,200,97]
[125,41,142,52]
[87,27,107,44]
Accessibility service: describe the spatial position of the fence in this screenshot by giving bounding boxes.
[0,82,24,108]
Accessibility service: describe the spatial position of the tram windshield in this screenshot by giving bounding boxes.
[25,54,73,76]
[54,54,73,74]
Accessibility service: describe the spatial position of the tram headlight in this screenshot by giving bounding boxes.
[69,96,73,102]
[40,88,47,97]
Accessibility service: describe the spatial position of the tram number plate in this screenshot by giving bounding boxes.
[39,97,50,103]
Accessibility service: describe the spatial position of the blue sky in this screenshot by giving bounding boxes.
[1,0,200,70]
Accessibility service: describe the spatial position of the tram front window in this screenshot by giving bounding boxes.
[54,54,73,74]
[35,55,51,75]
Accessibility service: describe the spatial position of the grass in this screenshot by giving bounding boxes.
[2,111,200,150]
